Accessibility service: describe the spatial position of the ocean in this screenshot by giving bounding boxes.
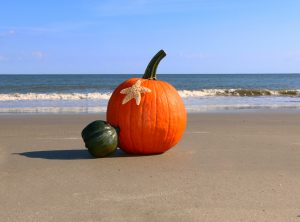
[0,74,300,113]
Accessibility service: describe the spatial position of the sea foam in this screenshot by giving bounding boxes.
[0,92,112,101]
[178,89,300,97]
[0,89,299,101]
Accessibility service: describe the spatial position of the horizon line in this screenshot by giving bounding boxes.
[1,73,300,75]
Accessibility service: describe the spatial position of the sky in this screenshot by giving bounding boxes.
[1,0,300,74]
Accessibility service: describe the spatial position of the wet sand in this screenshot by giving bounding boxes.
[1,113,300,221]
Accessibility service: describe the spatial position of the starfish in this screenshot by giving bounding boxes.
[120,79,151,105]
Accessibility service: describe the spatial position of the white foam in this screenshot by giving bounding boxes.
[178,89,300,97]
[0,106,107,113]
[0,89,300,102]
[186,104,300,112]
[0,92,112,101]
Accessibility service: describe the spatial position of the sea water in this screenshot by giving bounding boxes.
[0,74,300,113]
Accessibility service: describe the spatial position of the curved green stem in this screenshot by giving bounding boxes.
[142,49,166,80]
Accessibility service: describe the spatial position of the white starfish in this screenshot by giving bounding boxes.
[120,80,151,105]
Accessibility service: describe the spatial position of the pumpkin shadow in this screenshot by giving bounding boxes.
[106,148,140,158]
[15,148,136,160]
[16,149,91,160]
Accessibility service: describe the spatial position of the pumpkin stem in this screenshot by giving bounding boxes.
[142,49,166,80]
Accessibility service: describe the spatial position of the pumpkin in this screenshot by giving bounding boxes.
[81,120,118,157]
[107,50,186,155]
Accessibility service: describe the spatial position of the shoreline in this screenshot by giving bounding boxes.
[1,112,300,221]
[1,107,300,115]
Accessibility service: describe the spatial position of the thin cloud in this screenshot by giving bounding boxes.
[0,55,8,61]
[284,52,300,62]
[1,20,98,35]
[93,0,211,16]
[32,51,47,59]
[94,0,148,16]
[1,26,57,33]
[0,51,47,62]
[0,29,16,38]
[179,52,211,60]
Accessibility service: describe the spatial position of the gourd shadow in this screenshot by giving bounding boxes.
[16,149,91,160]
[15,148,136,160]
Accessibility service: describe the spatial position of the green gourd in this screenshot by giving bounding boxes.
[81,120,118,157]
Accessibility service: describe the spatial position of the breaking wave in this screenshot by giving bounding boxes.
[178,89,300,97]
[0,89,300,101]
[0,92,112,101]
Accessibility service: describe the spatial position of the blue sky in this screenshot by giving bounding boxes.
[1,0,300,74]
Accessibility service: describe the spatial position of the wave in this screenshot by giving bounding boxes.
[0,92,112,101]
[178,89,300,97]
[186,104,300,112]
[0,89,299,101]
[0,106,107,113]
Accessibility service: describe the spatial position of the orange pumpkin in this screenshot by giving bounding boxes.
[107,50,186,154]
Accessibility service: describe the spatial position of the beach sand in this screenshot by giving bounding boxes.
[1,113,300,221]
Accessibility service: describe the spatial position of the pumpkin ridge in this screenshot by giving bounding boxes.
[152,82,159,152]
[139,80,147,154]
[159,81,171,150]
[115,92,122,131]
[137,79,148,153]
[119,79,136,151]
[168,83,186,147]
[143,80,154,154]
[108,82,126,128]
[128,89,136,152]
[167,83,180,147]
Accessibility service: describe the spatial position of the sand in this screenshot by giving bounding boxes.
[1,112,300,222]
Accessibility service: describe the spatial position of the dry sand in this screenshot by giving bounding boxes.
[1,113,300,222]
